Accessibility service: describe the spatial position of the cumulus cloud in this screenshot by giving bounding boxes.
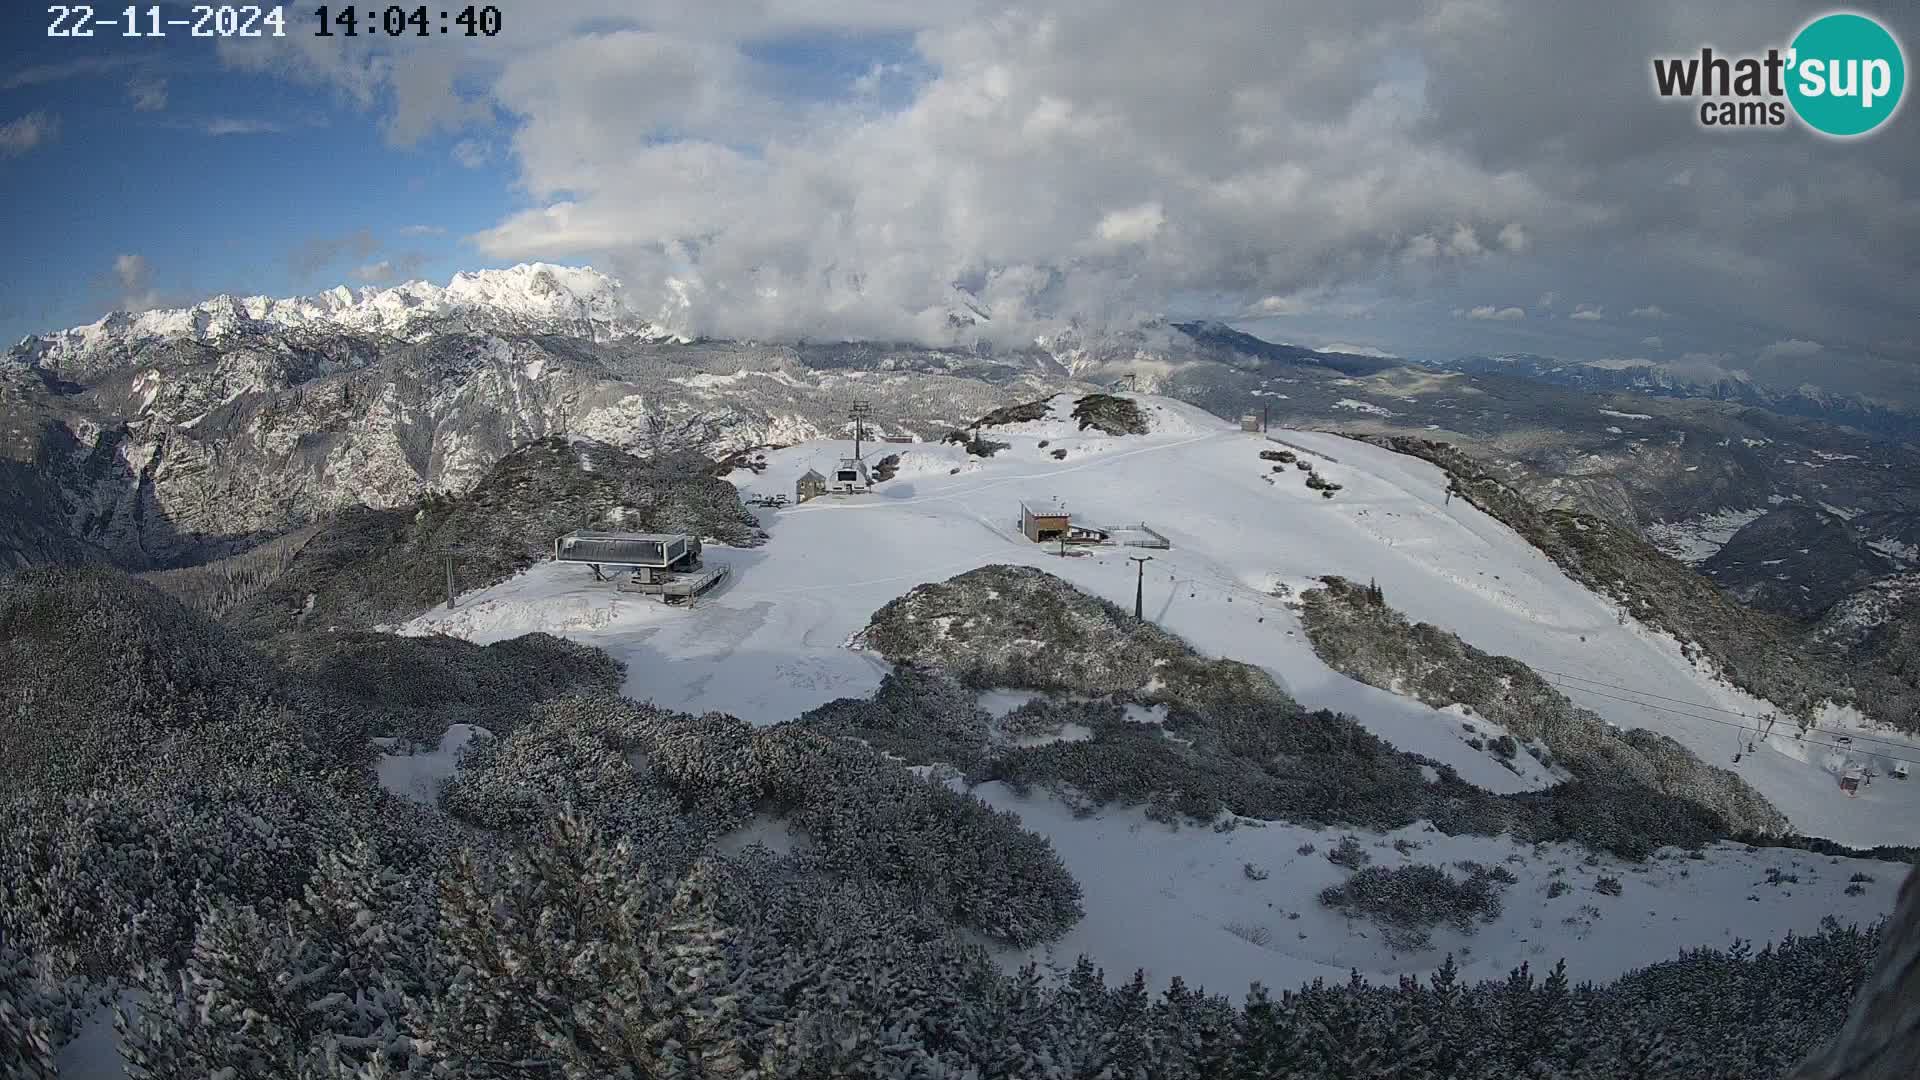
[129,76,168,112]
[464,5,1564,342]
[452,139,492,168]
[1092,203,1166,249]
[111,254,163,311]
[201,117,283,136]
[1570,305,1604,321]
[1760,339,1823,361]
[206,0,1920,399]
[1640,336,1663,349]
[1463,305,1526,321]
[0,112,60,157]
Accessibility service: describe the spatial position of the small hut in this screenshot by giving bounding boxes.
[1240,413,1262,432]
[796,469,827,504]
[1021,502,1071,543]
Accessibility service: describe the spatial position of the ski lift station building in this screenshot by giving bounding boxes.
[830,457,872,494]
[552,530,728,603]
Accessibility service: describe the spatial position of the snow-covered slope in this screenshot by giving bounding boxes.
[402,391,1917,992]
[10,264,684,376]
[407,391,1920,846]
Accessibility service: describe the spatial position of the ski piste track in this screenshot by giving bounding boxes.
[394,393,1918,997]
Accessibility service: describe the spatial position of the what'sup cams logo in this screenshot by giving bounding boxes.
[1652,11,1906,136]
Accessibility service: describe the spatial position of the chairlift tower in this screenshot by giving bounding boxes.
[1130,554,1155,621]
[850,400,872,460]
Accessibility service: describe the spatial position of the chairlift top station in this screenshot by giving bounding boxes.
[553,530,729,604]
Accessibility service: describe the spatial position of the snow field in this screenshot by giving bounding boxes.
[397,391,1915,997]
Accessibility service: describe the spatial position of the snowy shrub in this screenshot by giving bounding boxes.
[1456,860,1518,886]
[447,693,1083,947]
[1595,876,1625,896]
[0,567,310,792]
[1547,880,1572,898]
[1069,394,1149,436]
[864,565,1292,715]
[1318,863,1509,950]
[798,666,992,769]
[1243,863,1269,881]
[139,521,324,619]
[1851,872,1877,883]
[0,938,82,1080]
[945,432,1011,457]
[1298,574,1789,836]
[279,628,625,742]
[1052,448,1069,459]
[118,841,434,1079]
[1327,836,1371,870]
[1845,883,1867,896]
[3,795,1900,1080]
[973,398,1054,427]
[1297,842,1316,855]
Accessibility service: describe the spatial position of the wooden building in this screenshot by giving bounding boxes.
[1240,413,1262,432]
[1021,502,1071,543]
[796,468,827,504]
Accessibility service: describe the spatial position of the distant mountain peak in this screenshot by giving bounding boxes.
[9,263,687,379]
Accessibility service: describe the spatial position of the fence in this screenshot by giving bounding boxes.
[1100,523,1171,549]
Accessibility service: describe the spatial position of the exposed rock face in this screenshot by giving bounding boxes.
[0,332,1053,570]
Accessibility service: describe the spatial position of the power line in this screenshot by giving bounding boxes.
[1547,678,1920,769]
[1541,668,1920,754]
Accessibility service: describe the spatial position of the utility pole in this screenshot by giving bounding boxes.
[1130,554,1154,621]
[850,400,872,460]
[1263,403,1269,433]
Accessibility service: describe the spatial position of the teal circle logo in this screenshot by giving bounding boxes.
[1787,12,1906,136]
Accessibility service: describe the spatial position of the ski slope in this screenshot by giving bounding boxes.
[409,393,1920,846]
[401,392,1916,996]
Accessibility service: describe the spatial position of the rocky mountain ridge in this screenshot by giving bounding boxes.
[6,264,686,380]
[1432,354,1920,442]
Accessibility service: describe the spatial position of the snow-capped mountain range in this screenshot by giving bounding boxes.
[8,264,686,378]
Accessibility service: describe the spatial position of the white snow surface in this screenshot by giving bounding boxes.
[1644,508,1768,565]
[968,788,1903,1000]
[398,392,1917,997]
[373,724,493,806]
[406,393,1920,846]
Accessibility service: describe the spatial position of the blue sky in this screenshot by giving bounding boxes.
[0,4,519,342]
